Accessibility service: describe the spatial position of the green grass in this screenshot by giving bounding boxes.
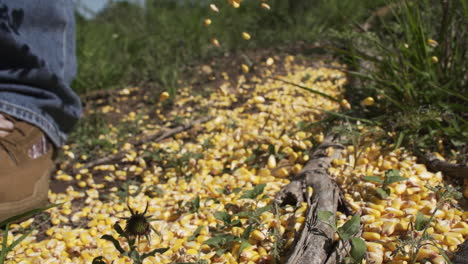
[329,0,467,157]
[73,0,387,95]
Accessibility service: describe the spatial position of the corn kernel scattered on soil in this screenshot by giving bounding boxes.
[2,55,465,264]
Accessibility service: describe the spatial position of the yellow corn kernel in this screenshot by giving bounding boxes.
[186,248,198,255]
[51,218,60,225]
[396,218,410,231]
[273,167,289,178]
[367,251,383,264]
[201,244,211,253]
[251,230,266,242]
[260,2,270,10]
[383,207,404,217]
[362,232,381,241]
[444,232,463,246]
[362,207,381,218]
[253,96,265,104]
[231,227,243,237]
[203,18,212,27]
[366,242,383,253]
[435,221,451,233]
[340,99,351,110]
[361,215,375,224]
[394,184,407,194]
[416,246,438,261]
[453,224,468,235]
[241,32,251,40]
[292,164,302,174]
[382,219,398,236]
[390,198,403,210]
[432,234,444,242]
[267,155,276,169]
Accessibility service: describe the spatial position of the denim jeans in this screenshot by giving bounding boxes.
[0,0,81,147]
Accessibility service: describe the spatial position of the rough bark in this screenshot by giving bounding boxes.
[275,134,346,264]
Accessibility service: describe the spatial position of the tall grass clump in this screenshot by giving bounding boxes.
[335,0,467,158]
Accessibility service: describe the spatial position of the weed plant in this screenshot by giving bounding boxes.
[332,0,467,157]
[0,204,59,264]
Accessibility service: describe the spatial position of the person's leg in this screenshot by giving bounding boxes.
[0,0,81,223]
[0,0,81,146]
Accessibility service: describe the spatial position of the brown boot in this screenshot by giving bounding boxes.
[0,114,54,223]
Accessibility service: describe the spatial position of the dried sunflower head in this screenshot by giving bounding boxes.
[122,202,152,242]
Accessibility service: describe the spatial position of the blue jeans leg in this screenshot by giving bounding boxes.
[0,0,82,147]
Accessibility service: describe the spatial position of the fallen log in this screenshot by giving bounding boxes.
[275,134,348,264]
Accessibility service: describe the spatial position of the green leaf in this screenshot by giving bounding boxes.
[114,223,127,238]
[255,205,272,215]
[189,196,200,213]
[362,176,383,184]
[350,237,366,263]
[338,214,361,241]
[385,169,400,178]
[188,226,203,242]
[214,211,231,225]
[230,219,242,227]
[242,225,254,240]
[141,247,169,259]
[240,184,266,199]
[383,176,407,186]
[375,187,389,199]
[415,212,430,231]
[317,210,334,223]
[203,234,239,248]
[215,248,227,257]
[101,235,126,254]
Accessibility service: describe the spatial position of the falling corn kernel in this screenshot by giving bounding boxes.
[210,37,220,47]
[229,0,241,8]
[209,4,219,12]
[203,18,212,26]
[241,64,250,73]
[360,97,375,106]
[431,56,439,63]
[159,91,169,102]
[427,39,438,47]
[340,99,351,110]
[266,57,274,66]
[242,32,251,40]
[260,3,271,10]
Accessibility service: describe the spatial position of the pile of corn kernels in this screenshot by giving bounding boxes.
[2,56,345,264]
[331,145,467,264]
[2,55,466,264]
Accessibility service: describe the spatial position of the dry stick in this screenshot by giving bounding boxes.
[275,134,346,264]
[419,152,468,180]
[72,115,213,174]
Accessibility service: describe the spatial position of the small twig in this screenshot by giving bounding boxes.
[71,116,213,174]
